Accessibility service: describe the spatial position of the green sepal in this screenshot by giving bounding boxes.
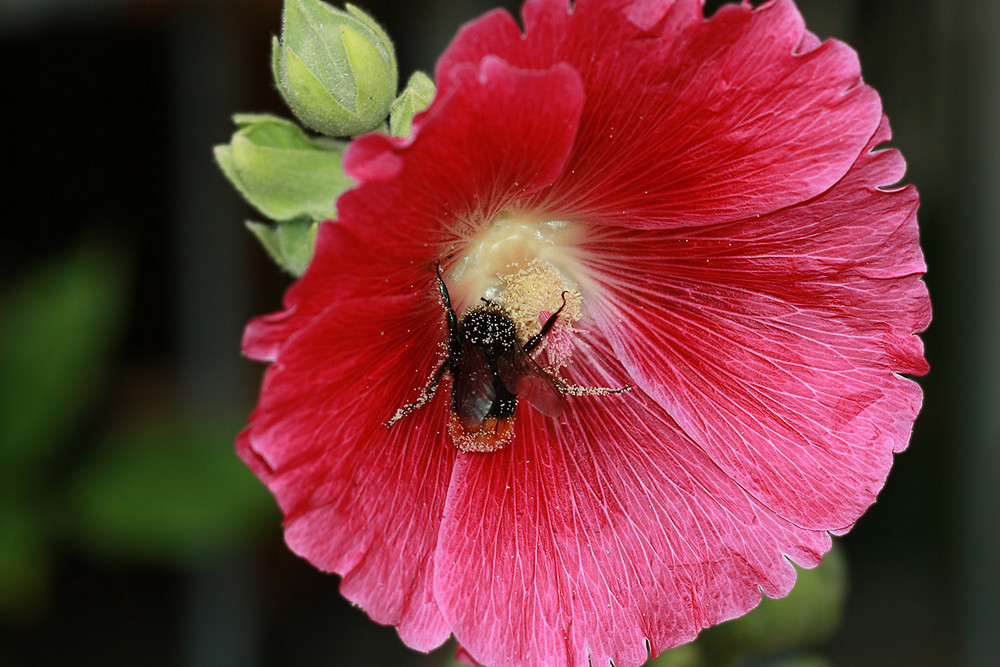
[389,70,435,137]
[345,4,397,77]
[277,43,356,134]
[214,113,351,223]
[246,218,318,277]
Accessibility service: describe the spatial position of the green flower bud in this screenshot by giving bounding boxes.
[214,113,352,222]
[389,70,435,137]
[272,1,398,137]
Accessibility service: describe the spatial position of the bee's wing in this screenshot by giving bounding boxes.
[497,348,565,419]
[453,339,497,428]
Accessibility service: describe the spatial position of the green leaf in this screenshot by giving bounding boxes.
[0,243,128,476]
[67,415,277,564]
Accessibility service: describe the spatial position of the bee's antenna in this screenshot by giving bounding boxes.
[434,262,454,311]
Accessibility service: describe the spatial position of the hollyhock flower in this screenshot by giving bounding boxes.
[238,0,930,665]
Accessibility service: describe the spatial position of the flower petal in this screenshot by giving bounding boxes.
[242,292,455,650]
[581,116,929,531]
[434,332,829,667]
[241,222,380,362]
[338,55,585,253]
[437,0,881,228]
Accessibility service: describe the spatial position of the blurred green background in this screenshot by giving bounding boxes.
[0,0,994,665]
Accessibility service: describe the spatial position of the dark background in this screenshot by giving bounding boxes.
[0,0,995,665]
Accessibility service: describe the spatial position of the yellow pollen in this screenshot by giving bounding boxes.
[499,259,582,340]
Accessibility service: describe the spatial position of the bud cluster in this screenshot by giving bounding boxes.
[214,0,436,275]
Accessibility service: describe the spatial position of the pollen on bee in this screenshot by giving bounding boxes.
[447,412,515,453]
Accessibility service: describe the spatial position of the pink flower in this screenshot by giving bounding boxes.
[238,0,930,665]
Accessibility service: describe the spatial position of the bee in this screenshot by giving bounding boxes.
[385,263,627,451]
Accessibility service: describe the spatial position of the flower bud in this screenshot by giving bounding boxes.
[214,113,352,222]
[272,0,398,137]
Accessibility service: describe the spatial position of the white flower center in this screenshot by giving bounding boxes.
[448,211,584,310]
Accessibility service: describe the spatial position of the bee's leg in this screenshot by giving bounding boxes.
[435,262,461,360]
[384,361,448,427]
[557,382,631,396]
[524,291,569,354]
